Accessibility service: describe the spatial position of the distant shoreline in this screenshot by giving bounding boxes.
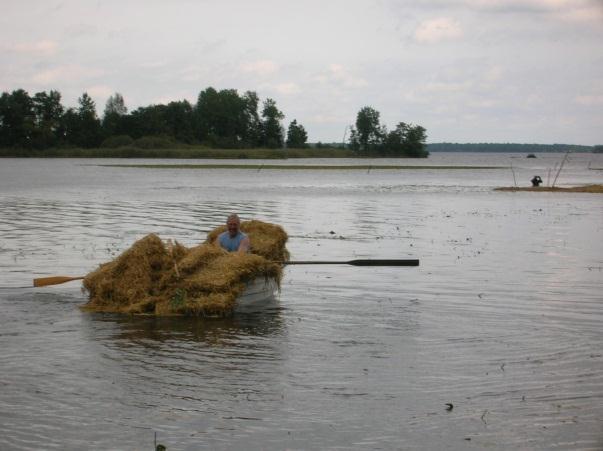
[426,143,596,153]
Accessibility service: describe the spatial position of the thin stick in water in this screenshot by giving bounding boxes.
[509,160,517,187]
[552,151,570,188]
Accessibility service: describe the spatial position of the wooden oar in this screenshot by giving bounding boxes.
[32,259,419,287]
[33,276,84,287]
[283,259,419,267]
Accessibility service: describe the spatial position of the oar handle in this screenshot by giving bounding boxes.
[283,259,419,267]
[33,276,85,287]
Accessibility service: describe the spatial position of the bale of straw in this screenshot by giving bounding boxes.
[82,221,288,316]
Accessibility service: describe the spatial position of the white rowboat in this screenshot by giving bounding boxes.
[235,277,279,312]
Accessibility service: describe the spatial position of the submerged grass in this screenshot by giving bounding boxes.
[82,220,288,316]
[99,163,505,170]
[495,184,603,193]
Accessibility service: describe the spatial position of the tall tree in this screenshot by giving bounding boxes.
[165,100,195,143]
[242,91,261,146]
[62,92,102,148]
[194,87,253,147]
[286,119,308,148]
[104,92,127,116]
[351,106,384,154]
[78,93,97,118]
[102,93,128,138]
[403,124,427,157]
[0,89,35,148]
[32,90,64,148]
[127,104,170,138]
[194,87,218,142]
[79,93,102,147]
[261,98,284,148]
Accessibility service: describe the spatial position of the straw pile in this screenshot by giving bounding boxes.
[82,220,288,316]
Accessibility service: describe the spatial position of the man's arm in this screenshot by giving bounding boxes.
[237,235,250,253]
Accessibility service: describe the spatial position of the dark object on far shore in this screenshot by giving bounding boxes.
[527,153,536,158]
[531,175,543,187]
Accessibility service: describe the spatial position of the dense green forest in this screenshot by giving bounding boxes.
[0,88,427,157]
[427,143,596,153]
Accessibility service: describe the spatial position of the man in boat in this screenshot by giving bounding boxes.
[218,214,250,253]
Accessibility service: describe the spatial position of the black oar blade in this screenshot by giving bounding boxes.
[347,259,419,266]
[283,259,419,267]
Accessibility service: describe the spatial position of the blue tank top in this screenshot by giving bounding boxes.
[218,231,248,252]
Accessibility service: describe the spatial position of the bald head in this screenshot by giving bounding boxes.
[226,214,241,237]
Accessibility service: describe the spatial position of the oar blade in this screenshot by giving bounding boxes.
[347,259,419,266]
[282,259,419,267]
[33,276,84,287]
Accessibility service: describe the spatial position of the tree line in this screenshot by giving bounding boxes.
[0,88,301,150]
[0,88,427,157]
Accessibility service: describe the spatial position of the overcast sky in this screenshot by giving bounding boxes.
[2,0,602,145]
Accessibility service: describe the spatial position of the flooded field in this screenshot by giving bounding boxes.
[1,153,602,450]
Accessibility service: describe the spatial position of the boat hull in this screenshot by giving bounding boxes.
[235,277,279,312]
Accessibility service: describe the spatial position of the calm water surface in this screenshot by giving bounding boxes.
[1,153,602,450]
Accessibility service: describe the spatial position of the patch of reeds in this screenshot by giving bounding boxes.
[495,184,603,193]
[82,220,288,316]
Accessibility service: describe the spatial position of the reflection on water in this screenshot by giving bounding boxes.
[0,154,602,450]
[93,309,287,345]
